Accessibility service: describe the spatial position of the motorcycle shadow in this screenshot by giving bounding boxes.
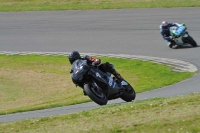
[176,44,200,49]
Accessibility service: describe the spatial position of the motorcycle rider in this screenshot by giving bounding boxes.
[160,21,185,49]
[68,51,123,83]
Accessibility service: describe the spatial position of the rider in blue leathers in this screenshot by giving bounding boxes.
[159,21,183,48]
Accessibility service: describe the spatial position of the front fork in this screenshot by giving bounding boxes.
[182,32,189,43]
[90,80,108,96]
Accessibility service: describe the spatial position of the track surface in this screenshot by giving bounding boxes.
[0,8,200,123]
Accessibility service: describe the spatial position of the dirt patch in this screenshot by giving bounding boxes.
[0,68,79,111]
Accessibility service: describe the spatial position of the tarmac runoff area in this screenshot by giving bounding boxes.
[0,51,198,73]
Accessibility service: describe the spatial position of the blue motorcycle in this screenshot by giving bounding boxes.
[169,24,197,47]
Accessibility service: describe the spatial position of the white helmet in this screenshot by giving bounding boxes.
[161,21,169,28]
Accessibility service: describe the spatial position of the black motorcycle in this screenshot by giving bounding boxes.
[70,59,136,105]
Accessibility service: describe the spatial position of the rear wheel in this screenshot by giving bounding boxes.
[84,83,107,105]
[120,82,136,102]
[184,35,197,47]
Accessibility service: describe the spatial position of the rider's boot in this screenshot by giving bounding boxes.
[113,71,123,84]
[168,41,178,49]
[106,62,123,84]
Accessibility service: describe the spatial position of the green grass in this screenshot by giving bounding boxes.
[0,1,199,131]
[0,0,200,12]
[0,92,200,133]
[0,54,195,115]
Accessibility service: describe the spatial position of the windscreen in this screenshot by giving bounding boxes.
[72,59,89,80]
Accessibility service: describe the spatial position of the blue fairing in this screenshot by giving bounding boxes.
[175,26,186,36]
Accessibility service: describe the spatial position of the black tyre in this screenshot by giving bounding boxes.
[185,35,197,47]
[120,82,136,102]
[84,83,107,105]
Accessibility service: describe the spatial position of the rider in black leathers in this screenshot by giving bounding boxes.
[68,51,123,83]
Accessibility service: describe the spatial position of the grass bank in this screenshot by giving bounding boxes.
[0,92,200,133]
[0,0,200,12]
[0,54,195,115]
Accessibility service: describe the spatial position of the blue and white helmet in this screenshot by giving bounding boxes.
[161,21,169,28]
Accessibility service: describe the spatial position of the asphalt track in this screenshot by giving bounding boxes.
[0,8,200,123]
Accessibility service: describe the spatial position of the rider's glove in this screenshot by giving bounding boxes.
[84,55,101,66]
[181,23,186,26]
[92,59,100,66]
[169,36,173,40]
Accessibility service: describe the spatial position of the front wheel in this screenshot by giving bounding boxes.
[84,83,107,105]
[120,82,136,102]
[184,35,197,47]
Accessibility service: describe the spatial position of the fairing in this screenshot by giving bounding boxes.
[72,59,89,82]
[170,25,186,37]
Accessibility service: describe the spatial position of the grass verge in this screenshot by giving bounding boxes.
[0,54,196,115]
[0,92,200,133]
[0,0,200,12]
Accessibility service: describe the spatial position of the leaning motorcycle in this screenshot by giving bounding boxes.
[169,24,197,48]
[70,59,136,105]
